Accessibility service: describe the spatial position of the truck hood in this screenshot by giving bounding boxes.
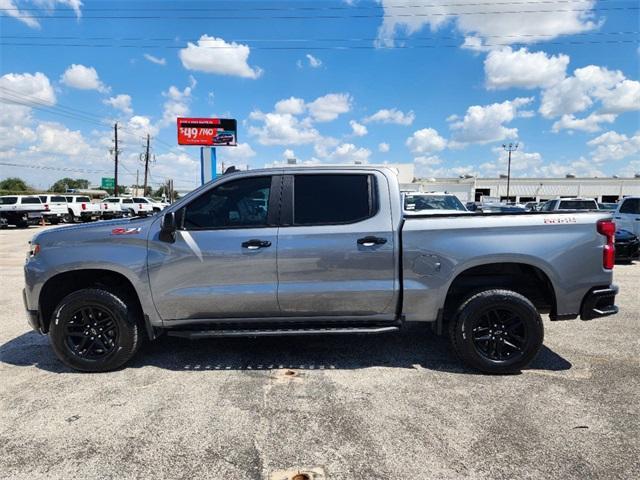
[31,215,158,246]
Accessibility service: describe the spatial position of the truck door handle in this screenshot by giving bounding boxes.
[357,236,387,246]
[242,239,271,249]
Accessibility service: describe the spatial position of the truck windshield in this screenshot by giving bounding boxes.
[104,198,120,203]
[22,197,42,204]
[558,200,597,210]
[405,195,466,211]
[51,196,67,203]
[77,197,91,203]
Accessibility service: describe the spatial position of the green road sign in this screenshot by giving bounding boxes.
[101,177,115,189]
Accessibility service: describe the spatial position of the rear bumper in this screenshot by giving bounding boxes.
[580,285,619,320]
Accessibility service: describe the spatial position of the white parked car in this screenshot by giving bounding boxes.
[64,195,100,222]
[539,198,599,212]
[614,197,640,236]
[38,195,68,224]
[402,192,470,215]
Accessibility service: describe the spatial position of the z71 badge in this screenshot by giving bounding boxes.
[544,217,577,224]
[111,227,142,235]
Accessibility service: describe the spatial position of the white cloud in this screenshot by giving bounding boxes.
[363,108,415,125]
[325,143,371,164]
[350,120,368,137]
[60,64,109,93]
[375,0,598,48]
[0,71,56,106]
[406,128,447,154]
[126,115,159,138]
[449,97,533,145]
[103,94,133,115]
[307,93,352,122]
[484,48,569,90]
[179,35,262,79]
[216,142,256,163]
[305,54,322,68]
[539,65,625,118]
[599,79,640,114]
[588,130,640,162]
[249,112,321,146]
[275,97,306,115]
[32,121,91,156]
[159,78,196,127]
[143,54,167,66]
[0,0,40,28]
[378,142,390,153]
[283,149,296,160]
[551,112,616,133]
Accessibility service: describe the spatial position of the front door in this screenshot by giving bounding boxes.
[276,172,397,318]
[148,174,280,321]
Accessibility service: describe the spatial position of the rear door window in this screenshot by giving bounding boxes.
[0,197,18,205]
[21,197,42,204]
[77,196,91,203]
[292,174,376,225]
[619,199,640,214]
[558,200,597,210]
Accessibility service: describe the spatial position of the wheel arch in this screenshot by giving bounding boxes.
[441,261,557,325]
[39,269,150,336]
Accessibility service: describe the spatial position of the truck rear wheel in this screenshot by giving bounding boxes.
[49,288,141,372]
[448,289,543,374]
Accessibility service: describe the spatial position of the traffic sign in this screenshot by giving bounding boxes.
[177,118,237,146]
[101,177,115,189]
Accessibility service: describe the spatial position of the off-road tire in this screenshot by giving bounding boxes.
[49,288,141,372]
[449,289,544,374]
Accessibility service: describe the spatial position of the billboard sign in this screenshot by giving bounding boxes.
[101,177,115,189]
[177,118,237,146]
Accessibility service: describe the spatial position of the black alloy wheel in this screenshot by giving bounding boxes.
[63,305,120,360]
[449,289,544,374]
[470,307,527,362]
[50,288,141,372]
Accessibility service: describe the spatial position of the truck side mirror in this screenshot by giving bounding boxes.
[159,212,176,242]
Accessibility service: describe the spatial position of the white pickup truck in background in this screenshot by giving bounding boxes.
[38,195,68,224]
[0,195,45,227]
[64,195,100,222]
[614,196,640,236]
[99,198,124,219]
[102,197,153,217]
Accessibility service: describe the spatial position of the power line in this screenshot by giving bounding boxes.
[3,6,638,20]
[3,39,638,50]
[2,30,636,42]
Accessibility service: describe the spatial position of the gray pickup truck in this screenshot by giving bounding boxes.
[23,167,619,373]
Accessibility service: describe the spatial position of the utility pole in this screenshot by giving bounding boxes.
[136,169,139,196]
[113,123,119,197]
[502,142,518,203]
[143,134,150,196]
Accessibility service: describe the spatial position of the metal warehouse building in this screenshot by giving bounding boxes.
[405,175,640,204]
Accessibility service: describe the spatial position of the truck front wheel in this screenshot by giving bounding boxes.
[49,288,141,372]
[448,289,543,374]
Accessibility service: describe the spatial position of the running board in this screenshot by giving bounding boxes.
[167,325,400,339]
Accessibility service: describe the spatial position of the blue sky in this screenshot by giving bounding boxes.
[0,0,638,190]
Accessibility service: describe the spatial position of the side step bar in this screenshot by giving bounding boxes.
[167,326,400,339]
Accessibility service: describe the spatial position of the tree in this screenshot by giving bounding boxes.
[0,177,29,191]
[50,178,90,193]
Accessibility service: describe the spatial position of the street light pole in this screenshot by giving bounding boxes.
[502,142,518,203]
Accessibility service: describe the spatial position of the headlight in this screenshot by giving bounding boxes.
[28,243,41,258]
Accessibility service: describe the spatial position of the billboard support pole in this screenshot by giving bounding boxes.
[200,147,217,185]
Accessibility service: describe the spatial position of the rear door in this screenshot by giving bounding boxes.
[615,198,640,235]
[148,174,281,320]
[276,171,396,318]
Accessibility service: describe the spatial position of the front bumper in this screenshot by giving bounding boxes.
[580,285,619,320]
[22,288,43,332]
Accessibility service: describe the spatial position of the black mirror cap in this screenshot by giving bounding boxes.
[159,212,176,242]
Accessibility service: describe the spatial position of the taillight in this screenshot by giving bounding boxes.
[139,204,142,209]
[597,219,615,270]
[81,203,87,210]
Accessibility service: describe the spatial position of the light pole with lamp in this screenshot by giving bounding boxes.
[503,142,519,203]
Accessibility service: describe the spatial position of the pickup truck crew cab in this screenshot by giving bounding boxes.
[24,167,619,373]
[0,195,45,227]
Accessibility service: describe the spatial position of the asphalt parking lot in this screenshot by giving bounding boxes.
[1,225,638,480]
